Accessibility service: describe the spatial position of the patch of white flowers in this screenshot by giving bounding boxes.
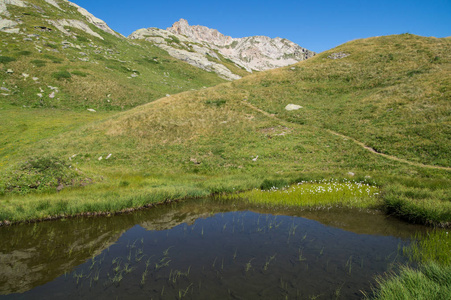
[259,179,378,197]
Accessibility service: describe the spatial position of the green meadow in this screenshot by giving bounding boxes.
[1,34,449,228]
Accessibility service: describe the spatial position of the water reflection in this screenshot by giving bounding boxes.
[0,197,428,299]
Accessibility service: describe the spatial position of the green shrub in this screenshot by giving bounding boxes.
[0,56,16,64]
[52,71,72,80]
[31,59,47,67]
[17,50,32,56]
[71,70,88,77]
[260,179,288,190]
[76,36,89,42]
[45,43,58,49]
[42,54,63,63]
[0,156,81,195]
[205,99,227,107]
[165,35,181,44]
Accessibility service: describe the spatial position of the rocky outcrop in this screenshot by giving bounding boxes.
[47,19,104,39]
[65,1,123,38]
[0,0,27,17]
[129,27,241,80]
[130,19,315,80]
[0,0,26,33]
[0,18,20,33]
[43,0,62,10]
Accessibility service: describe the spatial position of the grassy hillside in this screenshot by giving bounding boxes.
[0,34,450,226]
[0,0,226,111]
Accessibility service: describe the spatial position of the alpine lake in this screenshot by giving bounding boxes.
[0,196,431,299]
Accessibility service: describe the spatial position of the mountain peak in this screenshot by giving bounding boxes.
[167,19,233,47]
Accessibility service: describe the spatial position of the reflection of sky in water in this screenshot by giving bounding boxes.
[1,208,417,300]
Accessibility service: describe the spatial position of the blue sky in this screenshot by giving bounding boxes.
[71,0,450,53]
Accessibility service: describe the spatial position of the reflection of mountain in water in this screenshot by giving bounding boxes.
[0,218,128,294]
[139,211,211,231]
[0,197,427,295]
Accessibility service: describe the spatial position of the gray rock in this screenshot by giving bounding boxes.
[6,69,13,74]
[328,52,350,59]
[47,19,104,40]
[66,2,123,38]
[43,0,62,10]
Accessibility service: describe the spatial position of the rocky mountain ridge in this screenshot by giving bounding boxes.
[0,0,121,38]
[168,19,315,70]
[130,19,315,80]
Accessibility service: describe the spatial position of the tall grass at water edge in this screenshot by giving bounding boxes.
[370,230,451,300]
[0,184,208,223]
[382,182,451,227]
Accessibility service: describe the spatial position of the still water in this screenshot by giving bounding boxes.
[0,198,428,299]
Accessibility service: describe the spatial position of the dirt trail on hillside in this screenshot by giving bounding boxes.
[241,101,451,171]
[326,130,451,171]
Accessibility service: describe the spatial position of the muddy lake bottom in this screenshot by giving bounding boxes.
[0,198,429,299]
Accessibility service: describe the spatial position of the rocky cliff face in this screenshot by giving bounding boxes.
[131,19,315,80]
[129,27,242,81]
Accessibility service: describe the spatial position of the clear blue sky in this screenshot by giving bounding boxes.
[71,0,450,53]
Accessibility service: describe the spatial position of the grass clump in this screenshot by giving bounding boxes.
[0,156,82,195]
[370,227,450,299]
[205,99,227,107]
[370,263,451,300]
[383,183,451,227]
[403,230,450,265]
[76,36,89,42]
[260,178,288,190]
[52,71,72,80]
[30,59,47,67]
[71,70,89,77]
[16,51,32,56]
[0,56,16,64]
[41,54,63,63]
